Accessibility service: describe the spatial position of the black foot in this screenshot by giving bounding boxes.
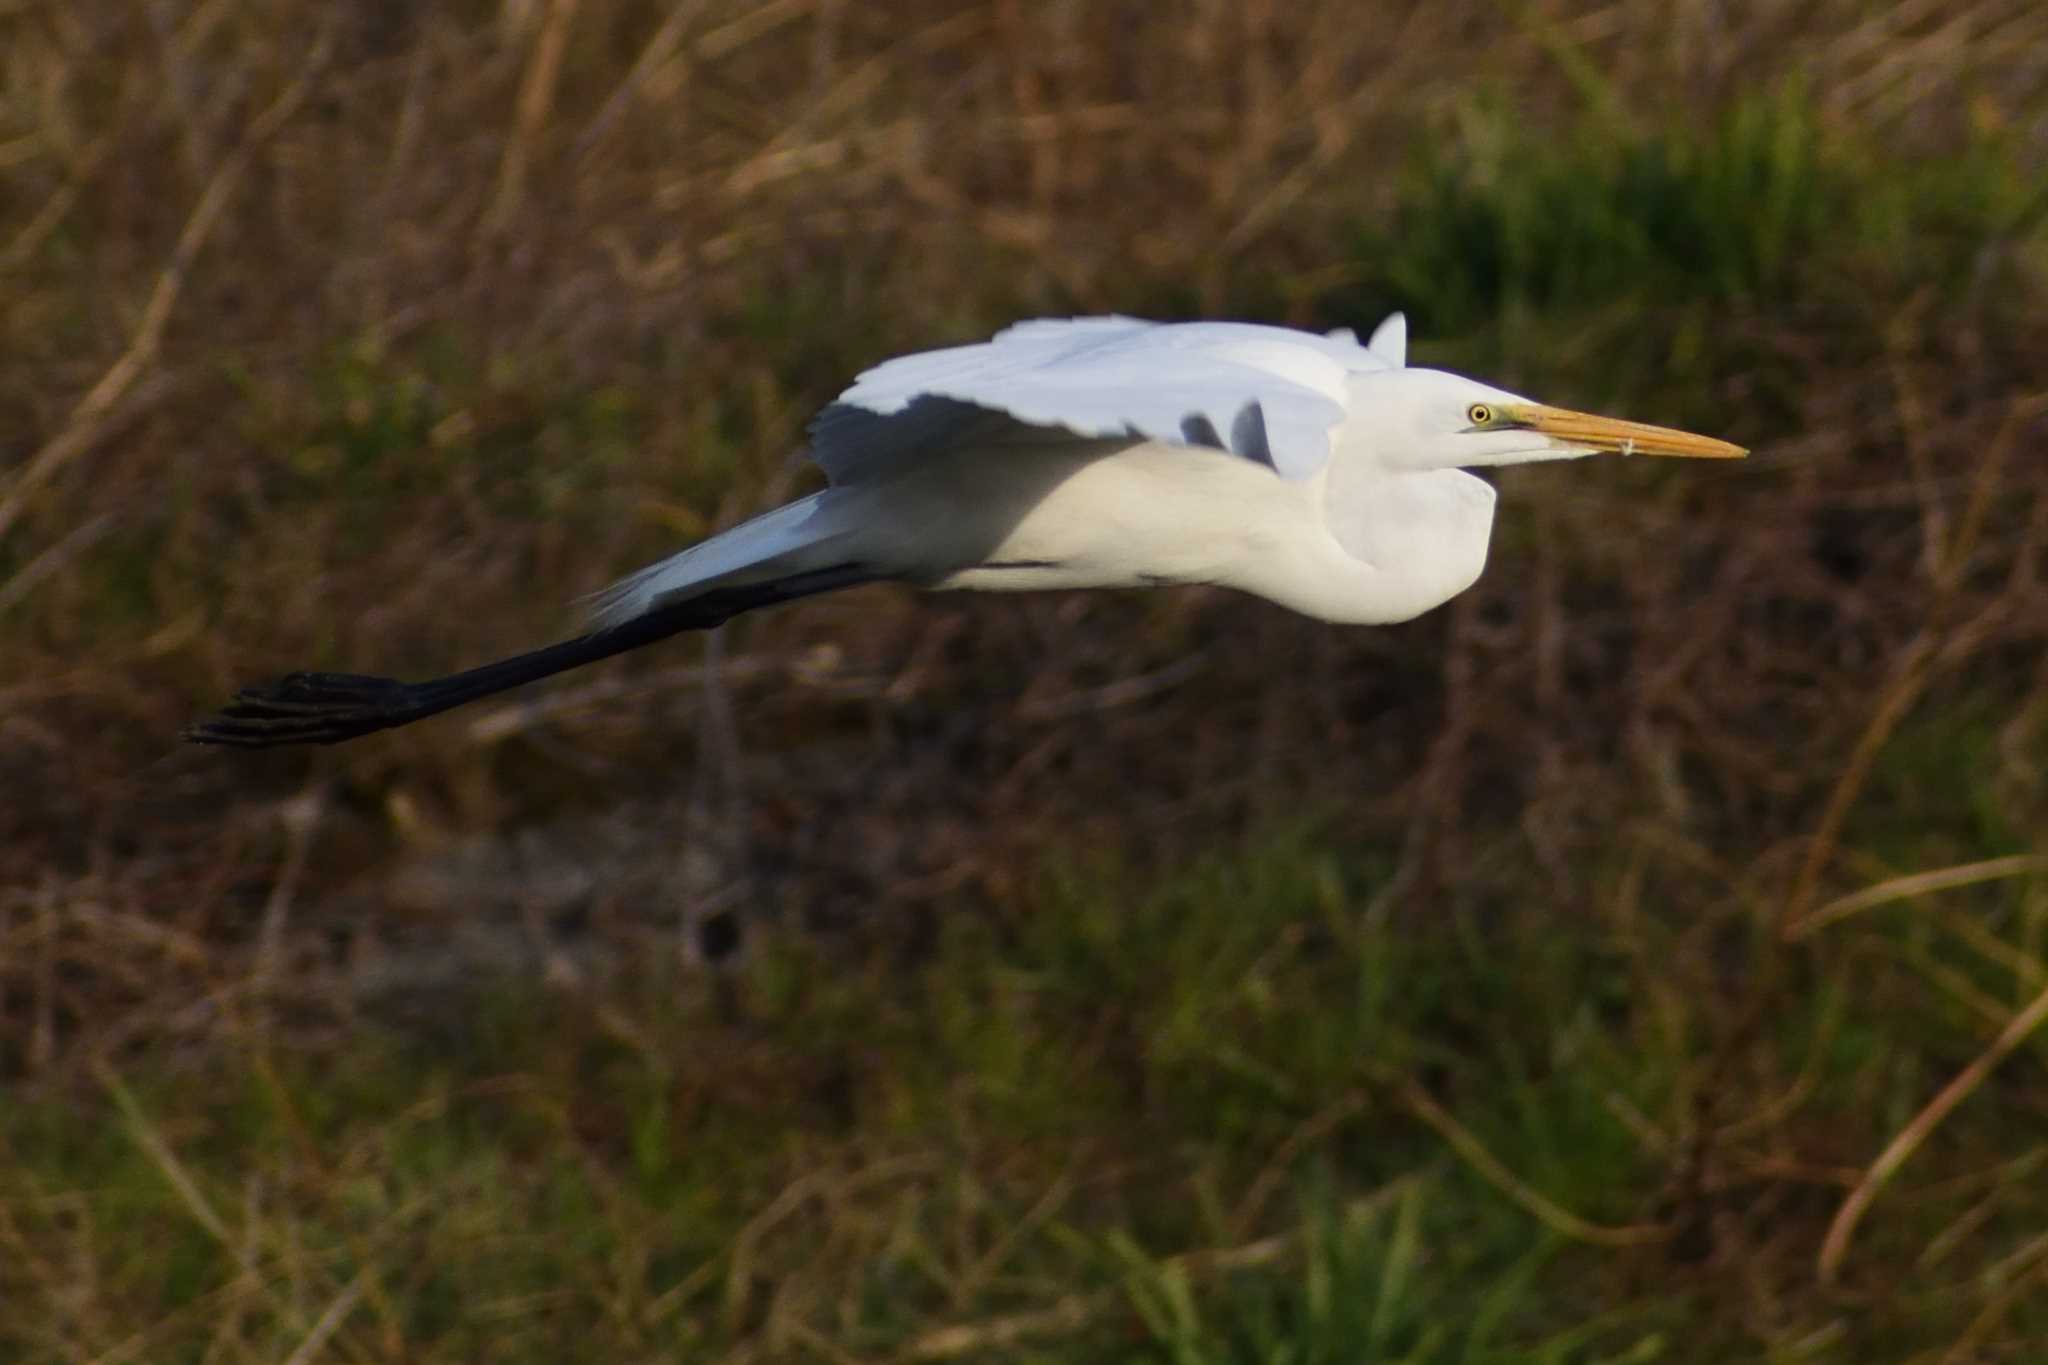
[185,671,424,747]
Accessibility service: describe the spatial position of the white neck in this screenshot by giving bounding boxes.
[1308,463,1498,624]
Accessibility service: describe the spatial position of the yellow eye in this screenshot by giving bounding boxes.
[1466,403,1494,427]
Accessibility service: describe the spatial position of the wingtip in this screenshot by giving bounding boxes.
[1365,312,1408,368]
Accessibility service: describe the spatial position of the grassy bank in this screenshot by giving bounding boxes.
[7,823,2047,1360]
[3,1,2047,1360]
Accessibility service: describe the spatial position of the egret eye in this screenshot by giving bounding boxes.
[1466,403,1494,427]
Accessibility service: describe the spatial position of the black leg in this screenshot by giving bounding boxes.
[185,564,879,748]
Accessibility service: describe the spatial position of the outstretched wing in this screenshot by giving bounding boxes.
[810,315,1405,484]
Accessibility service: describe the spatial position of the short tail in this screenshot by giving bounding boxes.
[588,491,848,628]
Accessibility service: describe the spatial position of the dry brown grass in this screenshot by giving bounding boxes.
[0,0,2036,921]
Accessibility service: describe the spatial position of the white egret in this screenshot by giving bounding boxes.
[189,314,1743,746]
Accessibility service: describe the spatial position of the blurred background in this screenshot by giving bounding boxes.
[3,1,2046,1359]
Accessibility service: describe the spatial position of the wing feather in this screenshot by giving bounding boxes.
[810,315,1406,484]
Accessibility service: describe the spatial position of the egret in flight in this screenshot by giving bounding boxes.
[189,314,1743,747]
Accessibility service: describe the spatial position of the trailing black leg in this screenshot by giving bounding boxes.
[185,564,879,748]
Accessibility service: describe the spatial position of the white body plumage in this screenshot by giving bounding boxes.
[592,313,1691,629]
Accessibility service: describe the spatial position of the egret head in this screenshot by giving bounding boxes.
[1357,367,1746,472]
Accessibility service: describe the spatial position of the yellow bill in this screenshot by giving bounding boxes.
[1515,403,1747,459]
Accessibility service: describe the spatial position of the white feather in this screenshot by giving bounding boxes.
[814,316,1404,483]
[589,493,847,626]
[1366,312,1407,368]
